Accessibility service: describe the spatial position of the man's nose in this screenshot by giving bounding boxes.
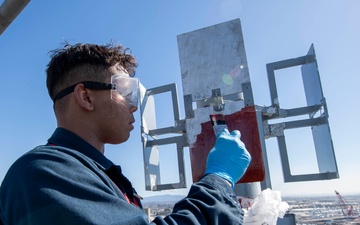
[130,106,138,113]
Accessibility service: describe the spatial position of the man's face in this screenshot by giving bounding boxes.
[93,66,138,144]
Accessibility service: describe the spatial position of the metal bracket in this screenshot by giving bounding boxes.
[184,94,194,119]
[260,44,339,185]
[140,83,188,191]
[212,88,225,112]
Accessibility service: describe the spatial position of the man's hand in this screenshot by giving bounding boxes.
[205,129,252,188]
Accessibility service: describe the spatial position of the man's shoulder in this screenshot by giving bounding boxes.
[4,145,95,180]
[15,145,87,164]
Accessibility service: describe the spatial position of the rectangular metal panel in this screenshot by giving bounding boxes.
[302,45,338,174]
[178,19,252,149]
[301,44,324,106]
[312,123,338,173]
[143,145,160,190]
[140,84,157,134]
[177,19,250,102]
[139,83,161,190]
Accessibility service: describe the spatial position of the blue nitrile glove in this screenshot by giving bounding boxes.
[205,129,252,188]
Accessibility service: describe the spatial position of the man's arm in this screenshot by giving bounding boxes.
[152,174,243,225]
[152,129,251,225]
[1,129,250,225]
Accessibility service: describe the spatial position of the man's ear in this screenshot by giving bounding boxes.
[73,83,94,111]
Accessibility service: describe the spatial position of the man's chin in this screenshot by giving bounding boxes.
[111,134,130,145]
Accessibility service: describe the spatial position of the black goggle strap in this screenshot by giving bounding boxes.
[52,81,116,103]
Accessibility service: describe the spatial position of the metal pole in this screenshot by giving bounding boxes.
[0,0,31,35]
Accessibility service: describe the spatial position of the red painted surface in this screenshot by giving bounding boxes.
[190,106,265,183]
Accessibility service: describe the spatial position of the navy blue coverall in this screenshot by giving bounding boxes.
[0,128,244,224]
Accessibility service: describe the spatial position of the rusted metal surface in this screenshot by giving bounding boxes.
[190,106,265,183]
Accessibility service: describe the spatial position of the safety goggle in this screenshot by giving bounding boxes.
[53,74,139,107]
[110,74,139,107]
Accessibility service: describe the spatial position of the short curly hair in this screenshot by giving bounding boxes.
[46,43,138,101]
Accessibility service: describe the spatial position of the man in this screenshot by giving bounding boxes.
[0,43,251,224]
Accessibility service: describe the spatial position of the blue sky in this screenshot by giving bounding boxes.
[1,0,359,198]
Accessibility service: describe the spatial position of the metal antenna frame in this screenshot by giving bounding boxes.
[140,19,339,193]
[261,44,339,185]
[140,83,188,191]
